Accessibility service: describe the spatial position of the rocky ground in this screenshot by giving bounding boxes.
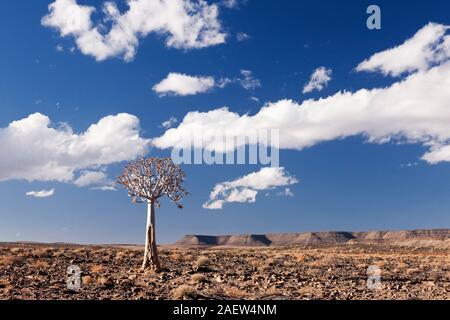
[0,243,449,300]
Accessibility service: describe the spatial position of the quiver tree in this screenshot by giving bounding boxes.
[117,157,188,271]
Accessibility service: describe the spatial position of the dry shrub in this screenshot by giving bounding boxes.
[10,247,22,254]
[305,255,328,267]
[273,252,289,260]
[33,248,51,258]
[194,256,210,270]
[29,260,50,269]
[169,252,182,261]
[115,251,127,260]
[289,250,307,263]
[82,275,94,286]
[246,257,263,268]
[406,267,421,276]
[97,276,113,287]
[221,286,249,298]
[373,259,388,268]
[263,286,283,297]
[0,255,22,266]
[93,248,107,255]
[264,257,277,268]
[356,262,368,269]
[191,274,207,283]
[52,250,66,257]
[396,261,408,269]
[0,278,10,287]
[211,285,248,298]
[172,285,198,300]
[90,264,104,273]
[299,286,323,298]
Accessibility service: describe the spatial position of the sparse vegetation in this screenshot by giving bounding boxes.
[194,256,210,271]
[29,260,50,269]
[90,264,104,273]
[0,255,21,266]
[172,285,198,300]
[191,273,207,283]
[82,275,94,286]
[0,243,449,300]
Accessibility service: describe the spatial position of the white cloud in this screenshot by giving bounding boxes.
[278,187,294,197]
[42,0,226,62]
[74,170,108,187]
[153,73,215,96]
[239,69,261,90]
[0,113,149,183]
[400,162,418,168]
[217,77,233,88]
[99,185,116,191]
[356,23,450,76]
[26,189,55,198]
[236,32,249,42]
[56,44,64,52]
[422,144,450,164]
[221,0,239,9]
[161,116,178,129]
[153,25,450,164]
[203,167,298,209]
[152,71,254,96]
[303,67,332,94]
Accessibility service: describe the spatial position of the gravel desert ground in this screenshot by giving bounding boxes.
[0,242,449,300]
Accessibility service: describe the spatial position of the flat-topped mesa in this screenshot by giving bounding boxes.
[382,229,450,240]
[174,229,450,247]
[175,232,358,247]
[354,229,450,241]
[266,232,355,246]
[175,234,272,247]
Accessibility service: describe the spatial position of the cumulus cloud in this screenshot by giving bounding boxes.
[26,189,55,198]
[42,0,226,62]
[161,117,178,129]
[74,170,116,190]
[153,73,215,96]
[203,167,298,209]
[0,113,149,183]
[356,23,450,76]
[422,144,450,164]
[153,24,450,164]
[303,67,332,94]
[153,71,259,96]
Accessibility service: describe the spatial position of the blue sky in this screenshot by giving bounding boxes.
[0,0,449,244]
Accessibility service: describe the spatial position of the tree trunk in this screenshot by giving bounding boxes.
[142,201,161,271]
